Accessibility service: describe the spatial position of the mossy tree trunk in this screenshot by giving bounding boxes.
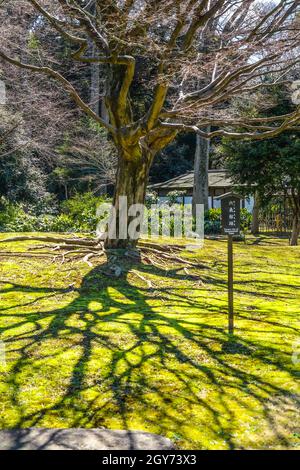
[104,147,153,249]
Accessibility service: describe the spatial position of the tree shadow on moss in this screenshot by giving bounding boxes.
[0,256,299,449]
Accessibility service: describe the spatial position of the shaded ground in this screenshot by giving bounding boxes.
[0,428,174,450]
[0,233,299,449]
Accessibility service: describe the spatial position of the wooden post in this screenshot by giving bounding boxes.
[228,234,234,334]
[217,192,242,336]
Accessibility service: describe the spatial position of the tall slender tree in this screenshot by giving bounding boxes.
[193,129,210,214]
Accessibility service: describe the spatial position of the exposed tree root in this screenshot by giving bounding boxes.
[140,246,206,268]
[130,270,153,288]
[28,244,54,251]
[0,234,207,274]
[82,252,105,267]
[138,240,184,252]
[52,244,102,251]
[0,251,56,258]
[0,235,99,247]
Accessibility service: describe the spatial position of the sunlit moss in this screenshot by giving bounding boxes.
[0,233,299,449]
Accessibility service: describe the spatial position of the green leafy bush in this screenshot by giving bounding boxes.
[203,207,252,234]
[166,190,186,205]
[204,208,221,234]
[0,192,252,236]
[49,214,75,232]
[60,192,110,232]
[205,208,221,221]
[0,197,21,228]
[145,191,158,209]
[0,192,111,233]
[240,208,252,233]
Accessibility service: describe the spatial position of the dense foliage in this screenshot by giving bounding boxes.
[224,134,300,205]
[0,193,109,234]
[204,208,252,235]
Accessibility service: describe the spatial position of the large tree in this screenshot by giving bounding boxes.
[1,0,300,248]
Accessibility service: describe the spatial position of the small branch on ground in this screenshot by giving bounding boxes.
[131,270,153,288]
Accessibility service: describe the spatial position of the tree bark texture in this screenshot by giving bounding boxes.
[290,212,300,246]
[193,129,210,216]
[251,192,260,235]
[104,147,153,249]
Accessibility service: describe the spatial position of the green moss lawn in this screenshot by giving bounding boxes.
[0,233,299,449]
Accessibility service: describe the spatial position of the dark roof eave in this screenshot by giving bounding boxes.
[149,170,236,190]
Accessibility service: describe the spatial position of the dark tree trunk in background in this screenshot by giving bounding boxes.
[290,211,300,246]
[89,0,109,121]
[251,192,260,234]
[192,129,210,217]
[290,215,300,246]
[90,53,100,116]
[289,195,300,246]
[90,38,109,195]
[89,1,100,116]
[100,96,109,124]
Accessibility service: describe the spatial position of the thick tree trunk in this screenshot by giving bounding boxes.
[104,150,152,249]
[192,129,210,217]
[251,192,260,234]
[290,213,300,246]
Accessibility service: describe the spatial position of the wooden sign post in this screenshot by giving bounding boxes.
[217,192,242,335]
